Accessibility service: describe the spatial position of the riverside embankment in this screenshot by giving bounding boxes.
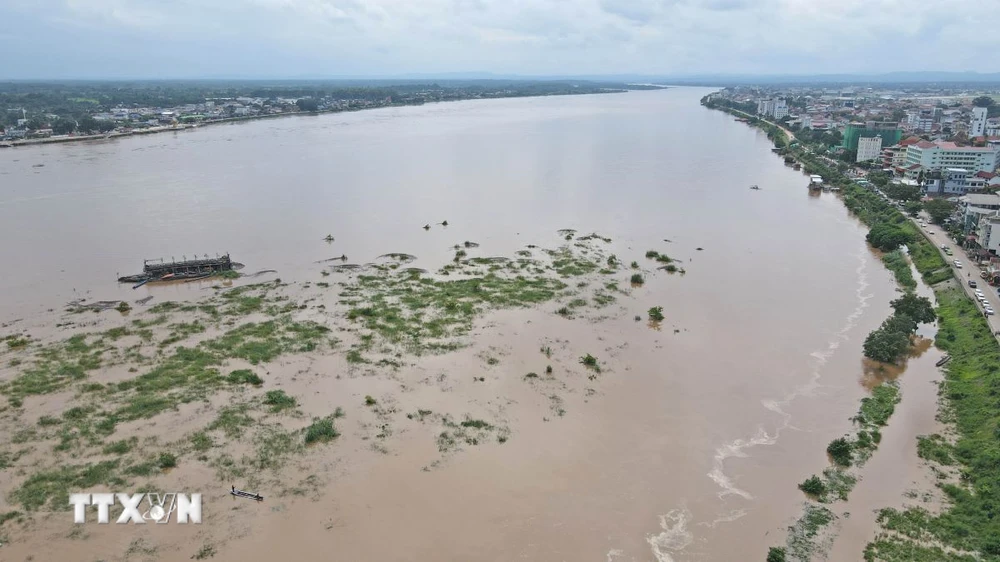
[704,92,1000,562]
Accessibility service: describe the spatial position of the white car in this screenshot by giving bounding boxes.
[976,290,985,297]
[954,260,963,268]
[986,308,995,316]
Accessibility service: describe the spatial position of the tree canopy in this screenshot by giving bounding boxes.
[867,171,890,188]
[77,116,99,134]
[891,294,936,324]
[883,183,923,202]
[295,98,320,112]
[867,223,911,251]
[924,199,955,225]
[863,325,912,363]
[52,118,76,135]
[972,96,995,108]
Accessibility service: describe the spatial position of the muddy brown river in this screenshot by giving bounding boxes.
[0,87,943,561]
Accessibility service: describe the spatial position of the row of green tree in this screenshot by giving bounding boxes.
[863,294,937,363]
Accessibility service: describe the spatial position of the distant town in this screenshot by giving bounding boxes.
[708,85,1000,186]
[705,84,1000,270]
[0,80,659,146]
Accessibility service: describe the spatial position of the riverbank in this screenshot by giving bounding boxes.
[704,94,1000,561]
[0,87,644,149]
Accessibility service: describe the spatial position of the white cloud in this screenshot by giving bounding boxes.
[0,0,998,77]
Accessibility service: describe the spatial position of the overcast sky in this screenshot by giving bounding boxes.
[1,0,998,79]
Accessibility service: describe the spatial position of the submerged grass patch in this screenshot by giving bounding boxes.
[263,390,297,412]
[11,460,126,511]
[786,504,837,561]
[863,287,1000,560]
[2,334,106,400]
[339,246,597,353]
[881,250,917,292]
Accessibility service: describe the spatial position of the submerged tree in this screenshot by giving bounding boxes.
[890,294,936,324]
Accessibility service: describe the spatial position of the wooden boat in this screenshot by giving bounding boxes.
[230,486,263,502]
[936,355,951,367]
[749,184,760,190]
[132,279,149,290]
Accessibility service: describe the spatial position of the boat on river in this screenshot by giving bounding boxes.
[118,253,241,285]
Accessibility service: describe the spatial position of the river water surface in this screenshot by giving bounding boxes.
[0,88,938,561]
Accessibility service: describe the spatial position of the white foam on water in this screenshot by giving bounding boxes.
[648,247,873,562]
[706,248,872,500]
[699,509,748,528]
[646,509,694,562]
[606,548,632,562]
[708,426,776,500]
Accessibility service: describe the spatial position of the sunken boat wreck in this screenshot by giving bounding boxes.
[118,254,241,287]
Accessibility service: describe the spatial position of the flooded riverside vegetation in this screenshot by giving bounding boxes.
[0,87,958,561]
[710,95,1000,561]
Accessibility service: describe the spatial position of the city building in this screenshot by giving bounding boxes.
[773,100,788,120]
[966,171,1000,191]
[904,141,1000,174]
[842,122,902,150]
[961,193,1000,233]
[857,135,883,163]
[905,110,935,132]
[986,119,1000,137]
[756,98,788,119]
[975,213,1000,255]
[971,106,988,137]
[881,145,899,169]
[925,168,971,195]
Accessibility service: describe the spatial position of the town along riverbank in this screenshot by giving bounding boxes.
[704,93,1000,561]
[0,88,907,561]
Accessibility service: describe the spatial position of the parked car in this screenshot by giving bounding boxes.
[986,308,995,316]
[970,280,979,288]
[941,244,949,250]
[954,260,963,268]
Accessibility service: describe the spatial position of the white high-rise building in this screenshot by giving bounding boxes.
[756,99,787,119]
[773,100,788,120]
[971,106,988,137]
[857,136,883,163]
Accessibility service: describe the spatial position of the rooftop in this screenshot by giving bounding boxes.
[963,193,1000,206]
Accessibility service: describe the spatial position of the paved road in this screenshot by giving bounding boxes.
[727,108,796,142]
[913,214,1000,338]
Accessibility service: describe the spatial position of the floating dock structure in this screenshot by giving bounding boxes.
[118,254,237,283]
